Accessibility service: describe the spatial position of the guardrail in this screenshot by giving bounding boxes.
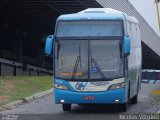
[0,58,53,76]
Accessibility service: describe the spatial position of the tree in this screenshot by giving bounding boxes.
[155,0,160,3]
[155,0,160,31]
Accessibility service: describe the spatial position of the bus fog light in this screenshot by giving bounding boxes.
[115,99,120,103]
[108,82,126,90]
[61,100,65,103]
[54,84,69,90]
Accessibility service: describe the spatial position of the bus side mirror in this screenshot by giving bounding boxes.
[45,35,55,55]
[124,36,131,56]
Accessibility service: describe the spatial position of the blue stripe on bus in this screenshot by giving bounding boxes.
[54,88,126,104]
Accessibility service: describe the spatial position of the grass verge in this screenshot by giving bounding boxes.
[0,76,52,106]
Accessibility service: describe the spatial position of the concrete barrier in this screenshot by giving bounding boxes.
[0,58,52,76]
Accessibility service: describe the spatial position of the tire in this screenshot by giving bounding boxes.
[130,94,138,104]
[120,103,128,112]
[130,79,139,104]
[78,104,86,106]
[62,104,71,111]
[128,83,130,104]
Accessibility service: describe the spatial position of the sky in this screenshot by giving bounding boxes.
[129,0,160,36]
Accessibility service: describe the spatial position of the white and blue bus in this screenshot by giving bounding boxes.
[45,8,142,111]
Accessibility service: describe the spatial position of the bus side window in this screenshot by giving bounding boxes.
[136,24,141,47]
[126,21,131,41]
[128,22,131,37]
[129,22,134,47]
[131,23,136,47]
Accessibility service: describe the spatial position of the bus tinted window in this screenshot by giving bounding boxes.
[57,21,123,37]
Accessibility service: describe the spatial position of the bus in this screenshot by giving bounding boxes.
[45,8,142,111]
[142,69,160,82]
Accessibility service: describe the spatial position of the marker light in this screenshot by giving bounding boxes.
[108,82,126,90]
[54,84,69,90]
[115,99,120,103]
[60,100,65,103]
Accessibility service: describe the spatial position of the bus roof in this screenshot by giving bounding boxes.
[57,8,138,23]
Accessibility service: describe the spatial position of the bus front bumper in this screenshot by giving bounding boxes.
[54,88,126,104]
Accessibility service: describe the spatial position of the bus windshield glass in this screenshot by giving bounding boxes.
[55,40,124,80]
[56,21,123,37]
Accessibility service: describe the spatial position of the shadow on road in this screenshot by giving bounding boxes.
[68,104,123,114]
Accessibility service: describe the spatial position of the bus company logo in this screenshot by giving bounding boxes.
[90,81,109,86]
[75,82,87,91]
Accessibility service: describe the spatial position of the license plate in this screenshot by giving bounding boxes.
[84,96,95,100]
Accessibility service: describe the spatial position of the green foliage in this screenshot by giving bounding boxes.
[0,76,53,105]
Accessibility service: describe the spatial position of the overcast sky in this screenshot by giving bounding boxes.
[129,0,160,36]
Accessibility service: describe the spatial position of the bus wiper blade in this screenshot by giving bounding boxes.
[90,48,105,79]
[72,56,80,79]
[72,45,82,79]
[91,58,106,79]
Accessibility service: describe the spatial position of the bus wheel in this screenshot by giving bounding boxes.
[130,94,138,104]
[120,103,127,112]
[62,104,71,111]
[130,79,139,104]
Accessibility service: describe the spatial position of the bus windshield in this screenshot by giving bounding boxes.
[56,21,123,37]
[55,40,124,80]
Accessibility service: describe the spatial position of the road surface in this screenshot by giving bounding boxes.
[0,81,160,120]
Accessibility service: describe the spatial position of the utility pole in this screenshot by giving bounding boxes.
[155,0,160,31]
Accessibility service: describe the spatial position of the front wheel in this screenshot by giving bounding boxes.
[120,103,128,112]
[62,104,71,111]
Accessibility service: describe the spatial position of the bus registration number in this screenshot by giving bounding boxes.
[84,96,95,100]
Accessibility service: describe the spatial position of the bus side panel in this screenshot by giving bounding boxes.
[126,21,142,98]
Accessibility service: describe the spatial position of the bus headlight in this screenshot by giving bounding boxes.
[108,82,126,90]
[54,84,70,90]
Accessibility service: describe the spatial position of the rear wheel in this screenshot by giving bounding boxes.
[62,104,71,111]
[128,83,131,104]
[130,79,139,104]
[130,94,138,104]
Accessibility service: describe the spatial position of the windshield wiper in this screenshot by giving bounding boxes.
[90,49,106,79]
[91,58,106,79]
[72,56,80,79]
[72,46,82,79]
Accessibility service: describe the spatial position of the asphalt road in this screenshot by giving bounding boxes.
[0,81,160,120]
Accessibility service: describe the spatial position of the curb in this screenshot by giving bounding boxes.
[0,88,53,111]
